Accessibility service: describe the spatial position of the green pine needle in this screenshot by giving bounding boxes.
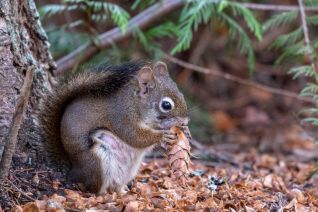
[263,11,298,32]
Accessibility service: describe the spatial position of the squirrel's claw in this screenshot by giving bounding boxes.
[160,130,178,150]
[118,185,129,194]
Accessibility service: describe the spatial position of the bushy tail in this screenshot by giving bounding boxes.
[39,71,111,167]
[38,61,147,167]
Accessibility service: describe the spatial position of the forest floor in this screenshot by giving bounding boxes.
[1,58,318,211]
[2,125,318,211]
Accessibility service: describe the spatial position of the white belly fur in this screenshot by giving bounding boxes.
[92,130,151,194]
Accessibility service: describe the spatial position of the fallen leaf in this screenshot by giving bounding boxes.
[245,206,256,212]
[12,206,23,212]
[289,188,306,203]
[124,201,139,212]
[22,202,39,212]
[211,111,236,132]
[32,174,39,185]
[52,180,60,190]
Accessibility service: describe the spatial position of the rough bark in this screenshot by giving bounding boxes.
[0,67,34,179]
[0,0,55,170]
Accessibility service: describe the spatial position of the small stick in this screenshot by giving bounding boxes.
[55,1,318,76]
[298,0,317,73]
[6,179,36,201]
[242,2,318,11]
[0,66,34,180]
[164,54,315,104]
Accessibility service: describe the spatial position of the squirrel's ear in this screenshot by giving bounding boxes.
[153,61,168,77]
[136,66,154,97]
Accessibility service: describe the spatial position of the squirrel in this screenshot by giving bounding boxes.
[39,60,190,194]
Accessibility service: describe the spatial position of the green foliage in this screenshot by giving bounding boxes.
[270,28,303,50]
[39,4,68,17]
[307,14,318,25]
[171,0,214,54]
[40,0,318,176]
[268,2,318,178]
[131,0,157,10]
[145,22,178,40]
[41,0,262,73]
[40,0,130,32]
[217,12,256,72]
[47,28,90,58]
[289,65,316,79]
[263,11,298,32]
[225,2,262,41]
[243,0,318,178]
[304,0,318,8]
[133,21,180,58]
[170,0,262,73]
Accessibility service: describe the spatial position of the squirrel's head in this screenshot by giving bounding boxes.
[133,61,189,130]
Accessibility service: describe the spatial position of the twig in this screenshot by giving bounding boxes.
[65,208,81,212]
[164,54,315,104]
[298,0,311,49]
[298,0,317,72]
[177,27,211,83]
[5,179,36,201]
[189,27,211,65]
[55,0,184,75]
[242,2,318,11]
[55,1,318,76]
[0,67,34,180]
[13,168,34,173]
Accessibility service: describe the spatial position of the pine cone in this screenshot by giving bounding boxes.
[168,126,192,186]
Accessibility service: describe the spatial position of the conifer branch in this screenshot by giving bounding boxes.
[164,54,314,104]
[55,0,318,76]
[55,0,183,75]
[298,0,317,72]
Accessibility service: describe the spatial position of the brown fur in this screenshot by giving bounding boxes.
[39,61,189,193]
[39,61,148,166]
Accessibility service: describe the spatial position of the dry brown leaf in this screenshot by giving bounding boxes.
[52,180,60,190]
[32,174,39,185]
[289,188,306,203]
[12,206,23,212]
[295,203,311,212]
[47,203,65,212]
[22,202,40,212]
[151,197,170,209]
[211,111,236,133]
[50,194,66,203]
[64,189,81,200]
[245,206,256,212]
[34,200,47,210]
[168,126,191,186]
[263,174,287,192]
[124,201,139,212]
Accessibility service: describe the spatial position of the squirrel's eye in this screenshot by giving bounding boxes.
[159,97,175,113]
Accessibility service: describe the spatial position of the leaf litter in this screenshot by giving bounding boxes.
[11,139,318,211]
[2,90,318,211]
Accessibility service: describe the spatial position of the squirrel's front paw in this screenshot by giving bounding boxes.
[119,185,129,194]
[160,130,177,150]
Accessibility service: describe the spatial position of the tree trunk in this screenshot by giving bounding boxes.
[0,0,54,173]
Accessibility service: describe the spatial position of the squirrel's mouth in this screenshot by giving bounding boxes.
[154,116,189,130]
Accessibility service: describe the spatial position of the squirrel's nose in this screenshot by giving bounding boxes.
[178,117,189,126]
